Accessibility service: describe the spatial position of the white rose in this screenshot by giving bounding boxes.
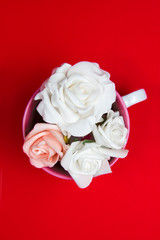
[61,141,128,188]
[34,61,116,137]
[93,110,128,149]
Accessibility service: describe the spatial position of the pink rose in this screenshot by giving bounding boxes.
[23,123,67,168]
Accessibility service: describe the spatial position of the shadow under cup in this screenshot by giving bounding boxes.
[22,91,130,180]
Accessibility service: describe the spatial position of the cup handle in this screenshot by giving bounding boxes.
[122,89,147,108]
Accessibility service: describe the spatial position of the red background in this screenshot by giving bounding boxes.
[0,0,160,239]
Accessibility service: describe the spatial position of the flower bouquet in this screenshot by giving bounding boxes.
[23,61,130,188]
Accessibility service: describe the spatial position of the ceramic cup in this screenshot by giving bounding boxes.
[22,88,147,180]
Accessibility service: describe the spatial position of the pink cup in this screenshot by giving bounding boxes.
[22,88,147,180]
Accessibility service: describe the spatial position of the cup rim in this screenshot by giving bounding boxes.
[22,90,130,180]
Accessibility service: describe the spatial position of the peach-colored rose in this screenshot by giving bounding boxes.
[23,123,67,168]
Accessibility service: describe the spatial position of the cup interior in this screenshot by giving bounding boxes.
[22,91,130,180]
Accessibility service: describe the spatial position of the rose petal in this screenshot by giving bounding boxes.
[93,125,106,146]
[48,73,66,87]
[48,154,59,166]
[25,123,61,141]
[61,141,79,170]
[94,159,112,177]
[30,154,59,168]
[60,115,96,137]
[57,100,79,123]
[35,88,61,124]
[64,85,85,108]
[23,133,47,155]
[29,158,46,168]
[94,82,116,120]
[69,172,93,189]
[100,147,129,158]
[67,61,110,79]
[55,63,71,75]
[43,135,63,157]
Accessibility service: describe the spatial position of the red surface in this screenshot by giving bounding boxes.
[0,0,160,239]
